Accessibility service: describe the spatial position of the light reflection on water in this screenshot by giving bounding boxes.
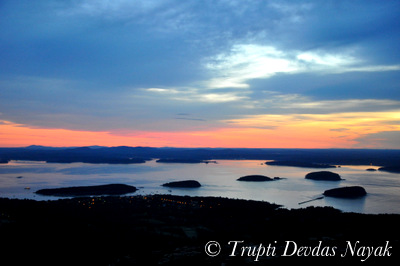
[0,160,399,214]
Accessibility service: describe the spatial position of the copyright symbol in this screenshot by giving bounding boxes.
[205,241,221,257]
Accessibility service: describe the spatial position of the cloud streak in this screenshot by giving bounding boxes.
[204,44,400,89]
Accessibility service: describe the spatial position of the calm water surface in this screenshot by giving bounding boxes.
[0,160,399,214]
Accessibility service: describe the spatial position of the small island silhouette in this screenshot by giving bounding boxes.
[237,175,277,182]
[36,184,137,196]
[305,171,342,181]
[162,180,202,188]
[323,186,367,198]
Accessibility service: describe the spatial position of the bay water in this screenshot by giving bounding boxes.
[0,160,399,214]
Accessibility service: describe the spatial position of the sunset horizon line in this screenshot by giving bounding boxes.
[2,144,400,151]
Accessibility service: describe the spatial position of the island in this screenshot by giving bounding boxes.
[266,160,336,168]
[156,158,210,164]
[366,168,377,171]
[162,180,201,188]
[305,171,342,181]
[379,166,400,173]
[237,175,274,182]
[35,184,137,196]
[323,186,367,198]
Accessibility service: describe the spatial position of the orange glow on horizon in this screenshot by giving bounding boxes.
[0,110,399,149]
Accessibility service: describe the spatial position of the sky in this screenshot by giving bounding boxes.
[1,0,400,148]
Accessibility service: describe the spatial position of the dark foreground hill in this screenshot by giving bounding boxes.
[0,195,398,266]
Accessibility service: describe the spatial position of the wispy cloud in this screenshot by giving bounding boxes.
[204,44,400,89]
[274,99,400,113]
[60,0,167,18]
[175,117,206,122]
[144,87,248,103]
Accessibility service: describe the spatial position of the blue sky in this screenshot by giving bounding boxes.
[1,0,400,148]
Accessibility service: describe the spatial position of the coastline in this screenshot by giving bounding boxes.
[0,194,398,265]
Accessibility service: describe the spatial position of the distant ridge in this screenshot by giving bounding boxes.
[25,145,69,150]
[25,145,107,150]
[0,146,399,166]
